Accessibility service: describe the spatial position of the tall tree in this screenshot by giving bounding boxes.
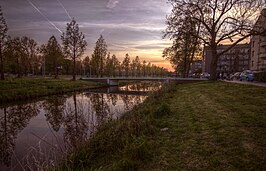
[4,37,38,77]
[61,19,87,80]
[105,52,112,76]
[122,54,131,77]
[165,0,264,80]
[110,54,120,77]
[83,56,90,76]
[0,6,8,80]
[90,35,107,77]
[142,60,147,77]
[134,56,141,76]
[41,36,63,78]
[164,15,200,77]
[20,36,39,76]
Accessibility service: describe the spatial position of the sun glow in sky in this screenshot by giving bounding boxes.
[1,0,173,70]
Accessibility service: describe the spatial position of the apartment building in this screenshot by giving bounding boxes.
[250,9,266,71]
[203,44,251,75]
[190,60,202,74]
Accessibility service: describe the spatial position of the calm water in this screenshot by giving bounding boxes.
[0,82,162,171]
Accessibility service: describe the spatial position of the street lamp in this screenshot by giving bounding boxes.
[42,56,45,77]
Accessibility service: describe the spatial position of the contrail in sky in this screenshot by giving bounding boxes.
[56,0,72,20]
[26,0,62,33]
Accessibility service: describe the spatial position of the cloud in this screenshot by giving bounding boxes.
[3,0,173,69]
[106,0,119,9]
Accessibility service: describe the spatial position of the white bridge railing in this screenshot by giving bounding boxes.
[80,77,208,86]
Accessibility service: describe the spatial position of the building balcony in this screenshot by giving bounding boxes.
[259,53,266,59]
[260,41,266,47]
[259,64,266,70]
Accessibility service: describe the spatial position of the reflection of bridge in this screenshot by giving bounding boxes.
[80,77,207,86]
[87,86,150,96]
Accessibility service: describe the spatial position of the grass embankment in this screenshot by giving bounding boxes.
[55,81,266,171]
[0,78,103,103]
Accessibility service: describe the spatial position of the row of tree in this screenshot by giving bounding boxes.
[87,35,168,77]
[163,0,265,80]
[0,6,168,80]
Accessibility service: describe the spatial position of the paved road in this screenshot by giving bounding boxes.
[223,80,266,87]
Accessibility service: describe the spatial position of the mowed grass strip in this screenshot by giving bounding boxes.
[53,81,266,171]
[153,81,266,170]
[0,78,103,103]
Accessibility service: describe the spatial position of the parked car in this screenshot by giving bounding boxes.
[200,72,210,79]
[230,72,241,80]
[239,70,254,81]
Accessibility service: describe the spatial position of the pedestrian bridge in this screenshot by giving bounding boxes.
[80,77,207,86]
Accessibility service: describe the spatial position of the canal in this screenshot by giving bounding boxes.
[0,82,162,171]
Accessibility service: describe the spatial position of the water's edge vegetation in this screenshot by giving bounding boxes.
[52,81,266,170]
[0,78,104,104]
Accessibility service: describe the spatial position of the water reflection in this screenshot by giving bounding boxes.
[0,82,162,170]
[43,96,66,132]
[0,104,39,167]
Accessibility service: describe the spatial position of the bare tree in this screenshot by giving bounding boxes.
[165,0,265,80]
[0,6,8,80]
[61,19,87,80]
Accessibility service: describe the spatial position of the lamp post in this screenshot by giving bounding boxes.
[42,56,45,77]
[89,65,92,77]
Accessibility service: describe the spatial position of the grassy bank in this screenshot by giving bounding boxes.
[54,81,266,170]
[0,78,104,103]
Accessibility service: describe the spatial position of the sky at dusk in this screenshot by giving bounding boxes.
[1,0,173,70]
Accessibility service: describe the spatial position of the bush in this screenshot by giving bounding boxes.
[254,72,266,82]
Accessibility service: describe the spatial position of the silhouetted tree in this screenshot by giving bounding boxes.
[111,54,120,77]
[83,56,90,75]
[105,52,112,76]
[4,37,39,77]
[122,54,131,77]
[165,0,264,80]
[90,35,107,77]
[142,60,147,77]
[20,36,39,75]
[61,19,87,80]
[0,6,8,80]
[41,36,64,78]
[134,56,141,76]
[163,15,200,77]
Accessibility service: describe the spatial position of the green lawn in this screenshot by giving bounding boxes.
[54,81,266,171]
[0,77,103,103]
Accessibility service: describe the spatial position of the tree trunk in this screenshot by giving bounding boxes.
[210,46,218,80]
[17,58,21,78]
[73,94,78,148]
[55,66,58,79]
[0,45,4,80]
[100,57,103,77]
[73,58,76,80]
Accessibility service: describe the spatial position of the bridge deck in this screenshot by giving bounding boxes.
[80,77,207,85]
[81,77,207,81]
